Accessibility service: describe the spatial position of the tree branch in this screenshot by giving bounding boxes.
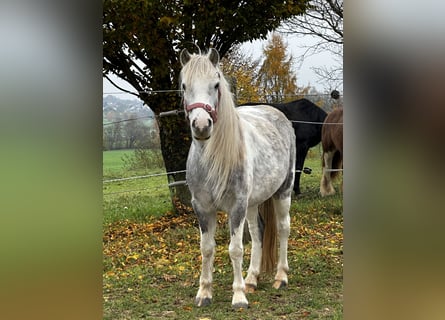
[103,74,139,98]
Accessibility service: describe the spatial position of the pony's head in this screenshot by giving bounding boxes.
[180,48,243,203]
[180,48,221,141]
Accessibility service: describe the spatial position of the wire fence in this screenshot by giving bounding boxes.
[103,115,156,126]
[103,90,343,126]
[103,89,343,196]
[103,169,187,184]
[103,110,343,126]
[103,167,343,196]
[103,90,341,97]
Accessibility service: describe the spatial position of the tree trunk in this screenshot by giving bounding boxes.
[145,92,192,209]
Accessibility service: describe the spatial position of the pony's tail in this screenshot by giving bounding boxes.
[331,151,342,180]
[259,198,277,273]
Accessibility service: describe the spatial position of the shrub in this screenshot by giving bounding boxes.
[122,148,164,171]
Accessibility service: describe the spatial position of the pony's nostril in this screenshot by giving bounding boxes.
[192,119,197,128]
[208,119,212,127]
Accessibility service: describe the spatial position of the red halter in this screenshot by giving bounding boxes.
[184,89,220,124]
[185,102,218,124]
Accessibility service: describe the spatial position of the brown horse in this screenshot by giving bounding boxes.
[320,108,343,196]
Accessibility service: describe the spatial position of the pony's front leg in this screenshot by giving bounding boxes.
[229,207,249,309]
[194,207,217,307]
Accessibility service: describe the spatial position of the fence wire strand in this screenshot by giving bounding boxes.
[103,169,186,183]
[103,168,342,195]
[104,89,342,195]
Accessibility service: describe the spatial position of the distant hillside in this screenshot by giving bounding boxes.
[103,95,154,123]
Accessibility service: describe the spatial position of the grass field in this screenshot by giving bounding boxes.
[103,147,343,319]
[103,149,133,174]
[103,149,173,223]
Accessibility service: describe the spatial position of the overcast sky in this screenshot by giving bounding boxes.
[103,33,342,100]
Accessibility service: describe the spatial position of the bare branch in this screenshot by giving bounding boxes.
[279,0,343,87]
[103,74,140,98]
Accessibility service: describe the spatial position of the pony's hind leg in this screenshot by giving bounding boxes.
[194,208,217,307]
[272,197,291,289]
[244,206,263,293]
[320,151,336,196]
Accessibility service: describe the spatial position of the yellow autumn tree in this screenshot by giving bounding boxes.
[257,33,309,103]
[221,46,262,105]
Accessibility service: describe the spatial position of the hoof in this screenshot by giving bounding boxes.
[244,283,257,293]
[195,297,212,307]
[272,280,287,289]
[232,302,249,310]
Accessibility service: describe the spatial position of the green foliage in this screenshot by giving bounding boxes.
[122,148,164,171]
[103,0,310,77]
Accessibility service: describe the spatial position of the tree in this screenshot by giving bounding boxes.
[103,0,310,206]
[257,33,308,103]
[220,45,261,104]
[279,0,343,90]
[122,115,149,149]
[103,121,123,150]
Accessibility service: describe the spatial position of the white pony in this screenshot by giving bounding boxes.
[180,48,296,309]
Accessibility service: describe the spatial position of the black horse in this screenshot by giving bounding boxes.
[240,99,327,195]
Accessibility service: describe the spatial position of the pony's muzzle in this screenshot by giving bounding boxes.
[191,111,213,140]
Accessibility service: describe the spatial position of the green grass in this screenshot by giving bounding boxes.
[103,146,343,319]
[103,149,173,223]
[103,149,133,175]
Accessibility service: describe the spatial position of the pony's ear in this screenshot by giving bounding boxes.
[180,49,191,66]
[208,48,220,66]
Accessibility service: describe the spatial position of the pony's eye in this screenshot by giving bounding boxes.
[214,83,219,90]
[182,83,186,91]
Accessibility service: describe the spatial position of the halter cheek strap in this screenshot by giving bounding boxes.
[185,103,218,124]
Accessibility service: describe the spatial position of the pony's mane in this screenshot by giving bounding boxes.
[181,53,245,204]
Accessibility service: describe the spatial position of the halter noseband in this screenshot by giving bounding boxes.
[184,89,220,124]
[185,102,218,124]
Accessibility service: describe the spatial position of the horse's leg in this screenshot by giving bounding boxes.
[244,206,262,293]
[229,205,249,309]
[320,150,336,196]
[272,197,291,289]
[294,145,309,195]
[194,205,217,307]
